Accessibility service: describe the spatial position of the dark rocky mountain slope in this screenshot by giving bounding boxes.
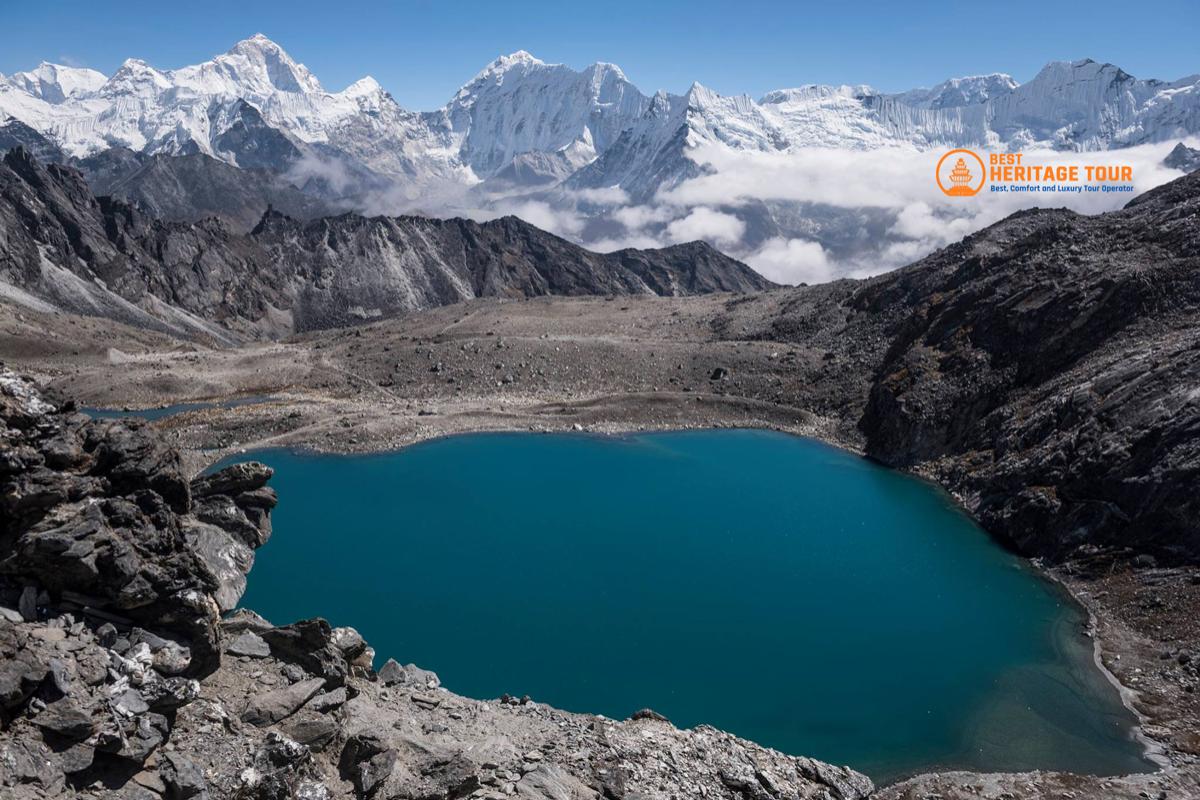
[75,148,333,231]
[0,118,66,165]
[1164,141,1200,173]
[846,171,1200,562]
[0,148,773,339]
[704,168,1200,564]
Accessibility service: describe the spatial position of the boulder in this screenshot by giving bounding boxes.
[241,677,325,726]
[377,659,440,689]
[227,631,271,658]
[260,619,351,686]
[339,733,396,798]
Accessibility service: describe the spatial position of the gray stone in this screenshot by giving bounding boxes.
[33,699,95,740]
[0,653,49,710]
[19,585,39,621]
[160,751,207,799]
[338,733,396,798]
[115,688,150,715]
[59,743,95,774]
[307,687,348,713]
[241,677,325,726]
[280,712,337,750]
[377,658,440,689]
[227,631,271,658]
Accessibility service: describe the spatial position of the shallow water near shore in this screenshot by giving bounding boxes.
[219,429,1152,781]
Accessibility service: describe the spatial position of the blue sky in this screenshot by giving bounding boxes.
[3,0,1197,110]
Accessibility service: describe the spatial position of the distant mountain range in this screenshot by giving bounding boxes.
[3,36,1198,199]
[0,148,771,341]
[1,36,1198,276]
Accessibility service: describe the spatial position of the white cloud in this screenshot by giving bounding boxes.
[745,238,833,284]
[569,186,631,205]
[666,207,746,246]
[359,136,1199,287]
[497,200,585,238]
[612,204,675,230]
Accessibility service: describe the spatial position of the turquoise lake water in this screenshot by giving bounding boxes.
[83,395,273,421]
[221,429,1152,781]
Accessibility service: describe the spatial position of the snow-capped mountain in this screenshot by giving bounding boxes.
[2,62,107,103]
[6,36,1197,196]
[2,36,1198,284]
[894,73,1019,109]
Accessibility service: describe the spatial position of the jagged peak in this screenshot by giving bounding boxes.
[1030,58,1132,84]
[760,84,875,104]
[685,81,719,102]
[250,203,297,235]
[341,76,384,98]
[491,50,545,69]
[462,50,552,87]
[111,57,162,76]
[583,61,628,81]
[226,33,287,57]
[205,34,323,95]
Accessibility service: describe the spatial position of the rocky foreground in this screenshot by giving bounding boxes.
[0,368,873,799]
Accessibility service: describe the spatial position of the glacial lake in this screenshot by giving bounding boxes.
[222,429,1152,781]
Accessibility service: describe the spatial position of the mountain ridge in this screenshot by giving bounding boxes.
[0,148,773,339]
[3,37,1198,207]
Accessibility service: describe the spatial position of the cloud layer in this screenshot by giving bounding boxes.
[359,138,1196,286]
[575,139,1195,284]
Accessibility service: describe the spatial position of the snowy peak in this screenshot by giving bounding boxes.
[760,85,875,105]
[0,35,1197,211]
[582,61,629,85]
[4,62,107,104]
[341,76,383,98]
[461,50,548,90]
[490,50,544,69]
[893,73,1017,108]
[173,34,324,98]
[447,51,651,177]
[102,59,172,95]
[1030,58,1129,84]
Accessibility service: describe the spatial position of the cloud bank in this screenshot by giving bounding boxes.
[573,138,1195,284]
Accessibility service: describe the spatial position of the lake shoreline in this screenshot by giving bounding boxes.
[138,398,1197,793]
[221,428,1151,781]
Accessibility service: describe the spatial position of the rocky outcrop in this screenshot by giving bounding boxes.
[0,367,278,676]
[1164,142,1200,173]
[0,366,275,794]
[0,117,66,165]
[0,367,871,798]
[0,148,774,340]
[75,147,333,232]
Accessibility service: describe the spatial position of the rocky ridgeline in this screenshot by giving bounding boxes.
[0,368,872,799]
[0,148,772,342]
[848,170,1200,563]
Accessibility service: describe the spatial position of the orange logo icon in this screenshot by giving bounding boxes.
[936,149,986,197]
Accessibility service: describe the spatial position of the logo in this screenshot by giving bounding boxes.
[935,150,1136,198]
[936,149,986,197]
